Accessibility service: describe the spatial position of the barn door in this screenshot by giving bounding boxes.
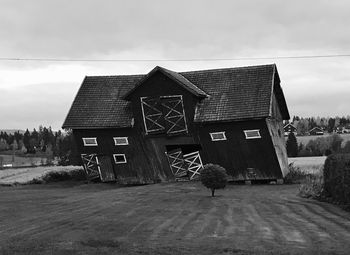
[140,97,165,134]
[97,155,115,182]
[81,154,101,181]
[161,96,187,135]
[165,149,188,178]
[183,151,203,180]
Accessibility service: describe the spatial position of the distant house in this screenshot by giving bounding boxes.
[63,64,290,184]
[283,123,297,136]
[336,126,350,134]
[309,127,324,136]
[343,126,350,134]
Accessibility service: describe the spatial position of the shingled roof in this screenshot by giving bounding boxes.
[62,64,289,129]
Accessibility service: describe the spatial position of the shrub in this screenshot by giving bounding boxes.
[42,169,86,183]
[299,174,323,198]
[284,163,308,184]
[200,164,228,197]
[323,154,350,205]
[286,132,298,157]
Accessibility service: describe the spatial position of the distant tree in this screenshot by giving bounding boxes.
[343,141,350,153]
[0,138,9,151]
[298,143,304,153]
[296,119,309,135]
[57,130,80,165]
[334,117,341,128]
[286,132,298,157]
[31,128,39,147]
[28,138,37,153]
[328,118,335,133]
[340,117,347,127]
[23,129,30,150]
[293,116,300,122]
[309,117,316,129]
[201,164,228,197]
[11,139,18,150]
[328,134,343,153]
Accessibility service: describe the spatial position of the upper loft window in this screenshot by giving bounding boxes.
[244,130,261,139]
[210,132,227,141]
[82,137,98,146]
[140,95,188,136]
[113,137,129,146]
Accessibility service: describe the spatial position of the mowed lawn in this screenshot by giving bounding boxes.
[1,182,350,255]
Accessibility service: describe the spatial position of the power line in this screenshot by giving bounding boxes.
[0,54,350,62]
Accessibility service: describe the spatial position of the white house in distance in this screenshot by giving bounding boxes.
[283,123,297,136]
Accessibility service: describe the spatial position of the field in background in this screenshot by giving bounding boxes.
[0,154,50,167]
[296,133,350,147]
[288,156,326,174]
[0,165,83,184]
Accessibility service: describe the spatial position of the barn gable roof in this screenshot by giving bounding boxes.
[62,64,290,129]
[123,66,208,100]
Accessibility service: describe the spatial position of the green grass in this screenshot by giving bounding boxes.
[1,182,350,254]
[0,154,48,167]
[296,133,350,147]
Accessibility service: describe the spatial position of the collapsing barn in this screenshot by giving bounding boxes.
[62,64,290,183]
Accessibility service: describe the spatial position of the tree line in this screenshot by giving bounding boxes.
[287,116,350,135]
[286,132,350,157]
[0,126,79,165]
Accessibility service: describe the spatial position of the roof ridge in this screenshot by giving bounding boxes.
[86,74,145,78]
[179,63,276,74]
[85,64,276,78]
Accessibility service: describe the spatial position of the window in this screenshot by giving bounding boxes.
[244,130,261,139]
[210,132,227,141]
[113,154,127,164]
[113,137,128,145]
[140,95,187,135]
[82,137,98,146]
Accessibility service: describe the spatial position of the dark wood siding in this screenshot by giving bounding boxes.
[129,71,199,137]
[196,120,283,180]
[73,127,197,184]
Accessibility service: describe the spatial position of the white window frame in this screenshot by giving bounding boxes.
[113,137,129,146]
[113,154,127,164]
[210,131,227,141]
[82,137,98,146]
[244,129,261,139]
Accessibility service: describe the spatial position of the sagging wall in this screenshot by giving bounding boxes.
[266,119,289,177]
[73,128,197,183]
[196,119,283,180]
[267,89,289,177]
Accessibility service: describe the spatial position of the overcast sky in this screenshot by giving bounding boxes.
[0,0,350,130]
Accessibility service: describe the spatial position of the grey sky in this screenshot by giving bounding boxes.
[0,0,350,130]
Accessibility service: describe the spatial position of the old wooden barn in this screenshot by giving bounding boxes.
[62,64,290,183]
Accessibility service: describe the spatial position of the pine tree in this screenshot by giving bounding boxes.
[286,132,298,157]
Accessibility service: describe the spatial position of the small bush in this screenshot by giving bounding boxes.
[201,164,228,197]
[299,174,323,198]
[42,169,86,183]
[323,153,350,205]
[284,163,308,184]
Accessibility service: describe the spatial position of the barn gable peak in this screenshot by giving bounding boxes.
[123,66,208,101]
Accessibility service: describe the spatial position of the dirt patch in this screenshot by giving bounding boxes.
[0,182,349,254]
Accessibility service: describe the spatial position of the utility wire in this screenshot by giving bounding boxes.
[0,54,350,62]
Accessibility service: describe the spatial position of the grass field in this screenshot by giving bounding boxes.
[0,154,48,167]
[296,133,350,147]
[288,156,326,174]
[1,182,350,254]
